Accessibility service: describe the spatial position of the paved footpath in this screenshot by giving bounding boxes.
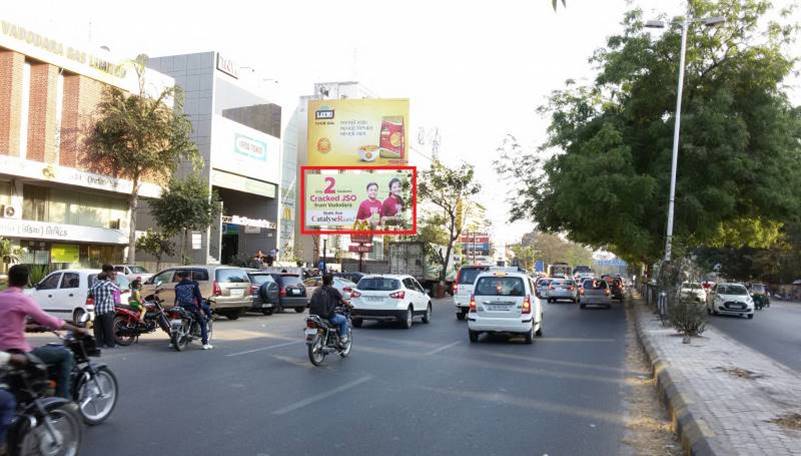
[635,298,801,455]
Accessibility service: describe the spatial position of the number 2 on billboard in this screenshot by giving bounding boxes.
[324,177,335,194]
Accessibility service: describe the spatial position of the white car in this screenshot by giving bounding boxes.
[453,265,491,320]
[680,282,706,303]
[467,271,543,344]
[350,274,432,329]
[113,264,153,282]
[706,282,754,319]
[26,269,131,324]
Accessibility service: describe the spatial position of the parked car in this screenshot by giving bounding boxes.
[246,271,278,315]
[268,273,308,313]
[535,278,551,299]
[680,282,706,303]
[579,278,612,309]
[350,274,432,329]
[706,283,754,319]
[467,270,543,344]
[112,264,153,282]
[546,278,577,303]
[453,265,491,320]
[748,283,770,310]
[141,265,252,320]
[334,272,364,284]
[26,269,130,324]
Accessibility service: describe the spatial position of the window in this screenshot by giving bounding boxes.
[60,273,80,289]
[152,270,175,285]
[583,279,608,290]
[357,277,401,291]
[114,266,126,273]
[215,268,248,283]
[475,277,526,297]
[23,185,48,221]
[249,274,275,286]
[279,275,303,287]
[38,273,62,290]
[129,266,149,274]
[412,279,425,292]
[457,267,487,284]
[402,278,416,290]
[719,285,747,295]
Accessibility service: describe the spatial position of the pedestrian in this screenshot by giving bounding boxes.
[91,265,120,349]
[266,251,275,267]
[249,251,265,269]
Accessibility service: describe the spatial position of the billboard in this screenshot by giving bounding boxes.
[301,166,416,235]
[211,115,281,185]
[307,99,409,166]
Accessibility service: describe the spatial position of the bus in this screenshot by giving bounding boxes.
[547,262,571,278]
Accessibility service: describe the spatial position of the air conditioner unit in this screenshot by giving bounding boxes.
[108,219,121,229]
[1,203,21,219]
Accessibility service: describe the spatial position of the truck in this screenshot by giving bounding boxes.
[547,262,571,278]
[388,241,457,294]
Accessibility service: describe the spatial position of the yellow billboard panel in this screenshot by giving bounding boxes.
[307,99,409,166]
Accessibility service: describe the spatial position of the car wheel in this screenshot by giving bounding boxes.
[456,311,466,321]
[422,303,432,324]
[535,323,543,337]
[294,307,305,313]
[747,314,754,319]
[401,307,413,329]
[226,309,242,320]
[523,326,534,344]
[261,308,274,316]
[579,303,586,309]
[352,318,363,328]
[468,330,479,343]
[72,308,87,327]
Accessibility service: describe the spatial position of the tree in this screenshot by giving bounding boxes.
[418,161,481,283]
[135,229,175,270]
[0,237,22,273]
[496,0,801,266]
[510,243,537,270]
[149,175,220,264]
[519,231,593,268]
[85,55,199,264]
[551,0,566,11]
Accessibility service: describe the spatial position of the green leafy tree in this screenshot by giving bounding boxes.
[0,237,22,272]
[510,243,537,270]
[418,161,481,283]
[149,176,220,264]
[85,55,200,264]
[135,229,175,270]
[496,0,801,266]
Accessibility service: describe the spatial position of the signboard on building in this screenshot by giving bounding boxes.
[51,243,79,263]
[348,244,373,253]
[216,53,239,79]
[307,99,409,166]
[210,170,276,198]
[211,115,281,185]
[0,218,126,244]
[301,166,416,235]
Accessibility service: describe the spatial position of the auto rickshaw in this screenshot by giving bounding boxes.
[749,282,770,310]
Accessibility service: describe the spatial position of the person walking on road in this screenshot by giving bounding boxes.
[174,270,212,350]
[308,274,350,345]
[91,263,120,349]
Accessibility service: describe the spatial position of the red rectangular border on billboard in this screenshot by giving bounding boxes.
[300,165,417,236]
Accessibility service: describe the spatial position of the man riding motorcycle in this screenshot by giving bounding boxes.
[308,274,350,345]
[174,270,212,350]
[0,265,88,398]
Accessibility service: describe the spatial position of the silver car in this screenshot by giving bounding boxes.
[546,279,578,303]
[579,278,612,309]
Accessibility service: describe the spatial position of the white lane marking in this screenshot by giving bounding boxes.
[424,341,461,356]
[272,376,373,415]
[225,340,301,357]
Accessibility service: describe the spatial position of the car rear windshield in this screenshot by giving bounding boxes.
[357,277,401,291]
[475,277,526,296]
[537,279,550,286]
[583,279,608,289]
[457,267,488,284]
[719,285,747,295]
[215,268,248,283]
[280,275,303,287]
[751,284,765,293]
[248,274,274,286]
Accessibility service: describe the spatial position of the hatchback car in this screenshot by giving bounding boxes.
[467,271,543,344]
[546,278,578,303]
[579,278,612,309]
[26,269,130,324]
[268,273,308,313]
[453,265,491,320]
[141,265,252,320]
[680,282,706,303]
[535,278,551,299]
[706,283,754,319]
[350,274,432,329]
[113,264,153,282]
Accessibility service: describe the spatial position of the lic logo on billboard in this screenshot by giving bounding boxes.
[315,106,335,120]
[234,133,267,161]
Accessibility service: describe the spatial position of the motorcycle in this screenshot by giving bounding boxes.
[167,305,213,351]
[2,354,82,456]
[305,307,352,366]
[112,297,172,346]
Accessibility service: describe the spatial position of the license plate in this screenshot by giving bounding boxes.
[304,328,318,336]
[486,305,509,311]
[291,289,301,296]
[170,319,182,326]
[230,289,244,297]
[367,296,383,301]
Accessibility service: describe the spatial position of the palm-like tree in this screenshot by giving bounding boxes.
[0,237,22,272]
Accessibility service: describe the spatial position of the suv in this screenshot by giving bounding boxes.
[246,271,278,315]
[268,273,308,313]
[141,265,252,320]
[350,274,432,329]
[453,265,491,320]
[467,271,543,344]
[113,264,153,282]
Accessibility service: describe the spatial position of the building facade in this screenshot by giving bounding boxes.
[0,19,170,268]
[146,52,282,265]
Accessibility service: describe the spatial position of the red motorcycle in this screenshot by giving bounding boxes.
[112,298,172,346]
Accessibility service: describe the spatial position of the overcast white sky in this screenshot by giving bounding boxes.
[6,0,799,248]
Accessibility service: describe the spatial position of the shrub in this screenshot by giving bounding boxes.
[669,296,708,337]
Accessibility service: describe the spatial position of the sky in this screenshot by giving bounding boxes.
[5,0,800,249]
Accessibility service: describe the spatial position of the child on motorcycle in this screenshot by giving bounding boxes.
[128,276,145,322]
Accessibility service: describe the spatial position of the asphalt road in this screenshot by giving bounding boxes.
[708,298,801,372]
[35,297,633,456]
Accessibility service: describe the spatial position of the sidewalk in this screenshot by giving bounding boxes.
[633,298,801,455]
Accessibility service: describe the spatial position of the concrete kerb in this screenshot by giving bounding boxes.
[630,299,721,456]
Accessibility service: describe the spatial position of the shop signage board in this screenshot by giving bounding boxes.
[348,244,373,253]
[51,243,79,263]
[211,169,276,198]
[307,99,409,166]
[211,115,280,185]
[0,219,126,244]
[301,166,416,235]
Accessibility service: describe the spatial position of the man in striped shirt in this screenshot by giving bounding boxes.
[91,265,120,349]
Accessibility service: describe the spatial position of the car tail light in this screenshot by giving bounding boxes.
[250,285,259,295]
[453,283,458,294]
[280,287,287,297]
[389,291,405,300]
[604,288,610,296]
[580,288,585,295]
[306,319,318,329]
[343,287,352,293]
[522,295,531,314]
[469,294,476,313]
[567,286,574,291]
[212,281,222,296]
[351,290,362,298]
[85,295,94,307]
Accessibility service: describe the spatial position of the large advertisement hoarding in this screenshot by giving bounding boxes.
[211,115,281,185]
[307,99,409,166]
[301,166,416,235]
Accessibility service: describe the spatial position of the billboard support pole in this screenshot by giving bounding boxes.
[358,250,364,273]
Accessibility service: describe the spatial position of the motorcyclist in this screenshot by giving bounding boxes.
[173,270,212,350]
[0,352,27,453]
[0,265,88,398]
[308,274,350,344]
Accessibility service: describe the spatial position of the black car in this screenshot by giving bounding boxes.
[269,273,308,313]
[246,272,279,315]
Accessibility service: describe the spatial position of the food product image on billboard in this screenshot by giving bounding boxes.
[301,166,417,235]
[307,99,409,166]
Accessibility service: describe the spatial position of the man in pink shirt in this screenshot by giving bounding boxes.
[0,265,87,398]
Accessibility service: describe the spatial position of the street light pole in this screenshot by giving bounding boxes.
[664,17,689,262]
